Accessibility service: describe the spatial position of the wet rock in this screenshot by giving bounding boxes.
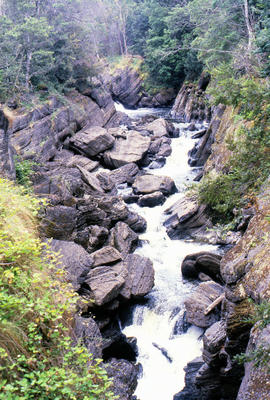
[185,281,224,328]
[144,118,175,138]
[74,315,103,358]
[108,222,138,258]
[84,262,127,306]
[120,254,155,299]
[40,205,77,240]
[49,239,93,289]
[153,343,173,363]
[173,356,204,400]
[70,126,115,157]
[133,174,176,196]
[203,321,227,367]
[124,211,147,233]
[164,196,212,240]
[138,191,166,207]
[172,311,191,335]
[91,246,122,267]
[105,358,139,400]
[181,252,222,283]
[103,130,150,168]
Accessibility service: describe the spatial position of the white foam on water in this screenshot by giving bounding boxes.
[115,104,215,399]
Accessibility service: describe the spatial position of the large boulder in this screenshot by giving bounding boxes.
[181,252,222,282]
[40,205,77,240]
[164,196,213,240]
[143,118,172,138]
[108,222,138,258]
[103,130,150,168]
[202,321,227,367]
[74,315,103,359]
[105,358,139,400]
[138,191,166,207]
[120,254,155,299]
[185,281,224,328]
[70,126,115,157]
[133,174,176,195]
[49,239,93,289]
[84,262,127,306]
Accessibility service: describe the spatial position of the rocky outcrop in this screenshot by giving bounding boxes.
[236,324,270,400]
[109,66,143,107]
[171,83,211,122]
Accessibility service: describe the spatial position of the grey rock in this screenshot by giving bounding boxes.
[103,130,150,168]
[133,174,176,196]
[108,222,138,258]
[40,205,77,240]
[85,262,127,306]
[74,315,103,358]
[138,191,166,207]
[203,321,227,366]
[185,281,224,328]
[120,254,155,299]
[105,358,139,400]
[70,126,115,157]
[91,246,122,267]
[49,239,93,288]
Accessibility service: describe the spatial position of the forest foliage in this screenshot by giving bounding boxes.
[0,0,269,98]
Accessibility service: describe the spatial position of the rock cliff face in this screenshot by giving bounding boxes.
[172,81,270,399]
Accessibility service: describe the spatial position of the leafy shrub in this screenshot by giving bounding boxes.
[0,179,116,400]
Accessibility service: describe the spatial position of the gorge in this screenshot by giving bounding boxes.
[0,1,270,399]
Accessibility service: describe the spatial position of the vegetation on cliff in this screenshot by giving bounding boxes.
[0,179,116,399]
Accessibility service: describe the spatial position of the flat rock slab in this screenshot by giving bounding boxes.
[133,174,176,195]
[185,281,224,328]
[70,126,115,157]
[91,246,122,267]
[85,262,127,306]
[120,254,155,299]
[103,130,150,168]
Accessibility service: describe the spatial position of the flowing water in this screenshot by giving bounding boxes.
[115,103,217,400]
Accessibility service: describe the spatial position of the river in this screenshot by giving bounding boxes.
[115,103,217,400]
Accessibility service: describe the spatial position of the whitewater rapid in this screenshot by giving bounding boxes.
[115,103,216,400]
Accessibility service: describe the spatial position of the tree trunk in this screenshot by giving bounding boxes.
[243,0,255,52]
[25,50,32,91]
